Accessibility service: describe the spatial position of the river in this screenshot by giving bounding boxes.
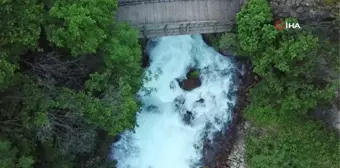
[111,35,237,168]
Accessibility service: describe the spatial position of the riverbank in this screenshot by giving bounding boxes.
[202,0,340,164]
[201,32,258,168]
[211,49,257,168]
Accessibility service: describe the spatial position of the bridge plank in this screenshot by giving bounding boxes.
[117,0,244,37]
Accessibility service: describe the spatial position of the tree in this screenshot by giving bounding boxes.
[0,0,43,88]
[0,0,43,56]
[85,23,143,135]
[45,0,118,56]
[224,0,340,167]
[236,0,274,54]
[0,140,34,168]
[0,0,143,167]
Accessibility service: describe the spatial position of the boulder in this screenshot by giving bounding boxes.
[270,0,333,22]
[180,78,202,91]
[179,69,202,91]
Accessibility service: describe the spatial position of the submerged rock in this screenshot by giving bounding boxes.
[182,111,194,125]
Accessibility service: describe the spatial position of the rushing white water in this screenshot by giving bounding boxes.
[112,35,237,168]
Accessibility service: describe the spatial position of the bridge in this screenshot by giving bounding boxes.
[117,0,245,38]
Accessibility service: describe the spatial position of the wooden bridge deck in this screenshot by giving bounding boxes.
[117,0,244,38]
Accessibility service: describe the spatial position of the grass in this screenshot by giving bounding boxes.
[187,70,200,79]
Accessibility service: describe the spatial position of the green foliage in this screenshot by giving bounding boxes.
[246,122,340,168]
[245,77,337,126]
[217,32,250,56]
[255,32,317,77]
[0,140,34,168]
[46,0,118,56]
[100,23,143,93]
[218,33,237,50]
[0,0,43,56]
[0,0,43,87]
[226,0,340,167]
[0,140,17,168]
[34,112,49,127]
[187,70,200,79]
[85,24,143,94]
[236,0,337,123]
[84,23,143,135]
[17,156,35,168]
[236,0,274,54]
[0,0,142,167]
[49,87,138,136]
[237,2,331,124]
[324,0,340,6]
[316,40,340,73]
[0,53,17,88]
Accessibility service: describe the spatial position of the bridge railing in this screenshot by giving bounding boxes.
[134,20,233,38]
[118,0,195,6]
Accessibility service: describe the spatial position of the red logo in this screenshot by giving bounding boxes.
[275,20,285,31]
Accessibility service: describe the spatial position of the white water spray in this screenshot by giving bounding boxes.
[112,35,237,168]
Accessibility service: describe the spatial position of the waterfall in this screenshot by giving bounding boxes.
[112,35,237,168]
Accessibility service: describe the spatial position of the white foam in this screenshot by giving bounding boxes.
[112,35,236,168]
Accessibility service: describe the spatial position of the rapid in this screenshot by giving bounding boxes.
[111,35,238,168]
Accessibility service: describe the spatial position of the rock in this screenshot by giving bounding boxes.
[179,69,202,91]
[270,0,337,23]
[197,98,205,103]
[182,111,194,125]
[203,54,251,168]
[179,78,202,91]
[244,121,251,130]
[141,51,150,68]
[334,121,340,132]
[201,33,224,47]
[310,102,340,135]
[296,6,304,13]
[227,138,246,168]
[140,39,150,68]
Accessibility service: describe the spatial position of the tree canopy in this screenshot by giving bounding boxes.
[218,0,340,167]
[0,0,142,167]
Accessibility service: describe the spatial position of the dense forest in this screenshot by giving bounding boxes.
[1,0,143,167]
[217,0,340,167]
[1,0,339,168]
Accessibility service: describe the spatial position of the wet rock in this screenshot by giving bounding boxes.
[183,111,194,125]
[169,80,176,90]
[201,33,224,47]
[227,102,234,109]
[236,63,245,76]
[142,52,150,68]
[146,105,158,112]
[181,69,202,91]
[140,39,150,68]
[204,145,216,165]
[174,96,186,110]
[179,78,202,91]
[197,98,205,103]
[205,54,253,168]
